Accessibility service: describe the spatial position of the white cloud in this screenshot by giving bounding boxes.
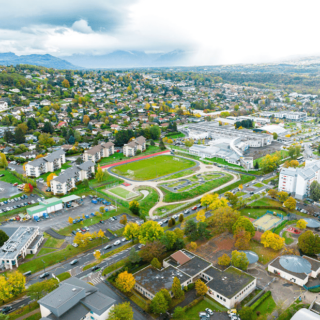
[71,20,93,34]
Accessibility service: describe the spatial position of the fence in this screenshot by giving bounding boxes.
[304,284,320,290]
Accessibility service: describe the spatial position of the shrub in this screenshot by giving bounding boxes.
[188,283,195,290]
[250,291,271,311]
[184,296,204,310]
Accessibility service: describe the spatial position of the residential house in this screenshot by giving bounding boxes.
[83,142,115,163]
[123,136,146,157]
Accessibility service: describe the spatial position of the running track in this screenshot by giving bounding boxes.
[101,150,170,169]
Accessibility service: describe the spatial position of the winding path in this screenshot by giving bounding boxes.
[102,152,240,219]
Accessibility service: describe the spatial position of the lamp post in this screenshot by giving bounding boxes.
[42,260,46,273]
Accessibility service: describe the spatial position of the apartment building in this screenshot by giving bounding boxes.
[25,149,66,177]
[261,111,307,121]
[82,142,114,163]
[278,160,320,199]
[123,136,146,157]
[50,161,95,195]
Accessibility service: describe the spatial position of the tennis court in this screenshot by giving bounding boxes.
[107,186,138,200]
[253,213,282,231]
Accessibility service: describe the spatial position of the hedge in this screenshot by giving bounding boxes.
[250,291,271,311]
[245,205,289,214]
[184,296,204,310]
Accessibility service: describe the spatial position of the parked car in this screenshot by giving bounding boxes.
[71,231,76,235]
[104,244,112,250]
[70,259,78,265]
[113,240,121,246]
[92,266,100,271]
[72,243,78,248]
[205,308,213,316]
[1,306,13,314]
[39,272,50,279]
[99,220,104,224]
[199,312,210,319]
[184,209,190,214]
[192,206,197,210]
[80,228,86,232]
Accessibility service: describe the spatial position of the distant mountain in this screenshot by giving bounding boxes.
[0,52,78,69]
[61,49,190,68]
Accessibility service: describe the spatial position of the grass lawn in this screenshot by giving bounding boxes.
[283,231,294,245]
[111,155,195,180]
[217,174,255,195]
[43,234,64,248]
[135,186,159,217]
[160,169,195,181]
[250,197,283,207]
[0,169,22,184]
[240,208,286,220]
[57,272,71,281]
[255,150,289,165]
[254,182,264,188]
[108,186,137,199]
[250,240,280,264]
[236,191,246,197]
[25,313,41,320]
[17,238,109,274]
[165,132,185,139]
[155,203,186,216]
[9,301,39,320]
[159,173,233,202]
[185,299,227,319]
[37,248,57,256]
[252,295,276,320]
[263,175,279,184]
[278,301,310,320]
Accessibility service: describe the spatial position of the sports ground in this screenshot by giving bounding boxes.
[253,213,282,231]
[111,155,195,180]
[107,186,138,200]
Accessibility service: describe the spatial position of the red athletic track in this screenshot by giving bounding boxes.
[101,150,170,169]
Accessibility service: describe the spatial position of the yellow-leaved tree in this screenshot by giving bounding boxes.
[47,173,57,187]
[195,279,208,296]
[116,271,135,293]
[123,222,140,243]
[68,217,73,224]
[98,229,105,238]
[196,209,206,223]
[200,194,216,210]
[95,165,104,182]
[296,219,307,230]
[93,250,101,260]
[261,231,285,251]
[74,232,90,247]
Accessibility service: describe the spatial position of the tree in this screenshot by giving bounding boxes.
[74,232,90,247]
[172,277,184,298]
[129,200,140,215]
[186,242,197,251]
[261,231,285,251]
[0,313,9,320]
[298,230,320,255]
[0,230,8,248]
[99,206,105,214]
[95,164,104,182]
[296,219,307,230]
[225,192,240,208]
[139,241,166,262]
[97,229,104,238]
[238,306,253,320]
[288,146,295,159]
[196,209,206,222]
[139,221,164,244]
[108,302,133,320]
[123,222,140,242]
[62,79,70,88]
[208,196,228,211]
[232,216,255,238]
[7,272,26,296]
[47,173,57,187]
[179,214,184,223]
[172,306,185,319]
[120,215,127,225]
[151,257,162,269]
[273,132,278,140]
[0,153,8,169]
[207,207,240,233]
[284,197,296,211]
[150,291,168,314]
[234,228,251,250]
[15,127,25,144]
[159,139,166,150]
[0,276,11,303]
[23,183,33,193]
[161,230,177,250]
[277,191,289,203]
[83,115,90,125]
[201,194,215,209]
[93,250,101,260]
[310,181,320,201]
[268,189,278,198]
[150,125,161,140]
[27,279,58,301]
[116,271,135,293]
[260,153,280,173]
[231,250,249,271]
[174,228,184,240]
[195,279,207,296]
[184,219,198,240]
[198,222,210,240]
[68,217,73,224]
[43,122,54,134]
[39,133,55,146]
[128,247,141,264]
[218,253,231,266]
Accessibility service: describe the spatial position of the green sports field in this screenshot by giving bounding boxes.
[108,187,137,199]
[111,155,195,180]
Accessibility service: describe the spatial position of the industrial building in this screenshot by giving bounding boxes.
[0,226,43,269]
[260,111,307,121]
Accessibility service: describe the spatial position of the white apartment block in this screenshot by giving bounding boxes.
[50,161,95,195]
[83,142,114,163]
[25,149,66,177]
[261,111,307,121]
[123,136,146,157]
[278,160,320,200]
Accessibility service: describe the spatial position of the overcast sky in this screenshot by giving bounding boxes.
[1,0,320,65]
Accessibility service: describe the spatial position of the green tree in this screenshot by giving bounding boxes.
[108,302,134,320]
[172,277,184,298]
[310,181,320,201]
[139,221,164,244]
[198,222,210,240]
[288,146,295,159]
[184,219,198,240]
[139,241,166,262]
[161,230,177,250]
[231,250,249,271]
[129,200,140,215]
[298,230,320,255]
[27,279,58,300]
[238,306,253,320]
[159,139,166,150]
[95,164,104,182]
[0,153,8,169]
[151,257,162,269]
[0,230,8,247]
[14,127,25,144]
[172,306,185,319]
[160,288,172,306]
[150,292,168,314]
[128,247,141,264]
[150,125,161,140]
[273,132,278,140]
[232,216,255,238]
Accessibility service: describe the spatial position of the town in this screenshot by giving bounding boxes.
[1,63,320,320]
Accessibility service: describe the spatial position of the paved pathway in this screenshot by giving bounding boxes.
[15,308,40,320]
[102,153,240,219]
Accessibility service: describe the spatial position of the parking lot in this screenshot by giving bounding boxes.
[0,180,22,199]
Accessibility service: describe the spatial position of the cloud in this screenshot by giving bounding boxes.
[71,20,93,34]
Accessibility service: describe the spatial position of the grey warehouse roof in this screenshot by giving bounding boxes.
[303,218,320,228]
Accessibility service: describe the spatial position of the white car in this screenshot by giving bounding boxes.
[121,238,127,242]
[158,221,163,226]
[113,240,121,246]
[205,308,213,316]
[172,214,179,219]
[72,243,78,247]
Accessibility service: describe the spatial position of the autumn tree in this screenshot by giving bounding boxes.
[161,230,177,250]
[218,254,231,266]
[95,164,104,182]
[195,279,208,296]
[186,242,197,251]
[172,277,184,298]
[129,200,140,215]
[108,302,134,320]
[232,216,255,238]
[97,229,104,238]
[68,217,73,224]
[207,207,240,233]
[27,278,58,301]
[83,115,90,125]
[139,221,164,244]
[0,153,8,168]
[234,228,251,250]
[268,189,278,198]
[284,197,296,211]
[231,250,249,271]
[296,219,307,230]
[62,79,70,88]
[123,222,140,242]
[261,231,285,251]
[139,241,165,262]
[260,153,280,173]
[160,288,172,306]
[74,232,90,247]
[116,271,135,293]
[196,209,206,222]
[23,183,33,193]
[174,228,184,240]
[298,230,320,255]
[7,272,25,296]
[93,250,101,260]
[47,173,57,187]
[151,257,162,269]
[201,194,215,209]
[277,191,289,203]
[208,196,228,211]
[120,215,127,225]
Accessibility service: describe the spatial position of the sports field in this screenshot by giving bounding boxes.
[111,155,195,180]
[108,186,138,199]
[253,213,282,231]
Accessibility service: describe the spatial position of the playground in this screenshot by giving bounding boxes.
[253,211,283,231]
[287,227,301,235]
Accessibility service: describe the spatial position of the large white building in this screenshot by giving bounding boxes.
[260,111,307,121]
[25,149,66,177]
[278,160,320,200]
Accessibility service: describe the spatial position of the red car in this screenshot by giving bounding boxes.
[192,206,197,210]
[80,228,86,232]
[13,183,18,186]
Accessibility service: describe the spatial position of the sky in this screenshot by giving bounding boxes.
[1,0,320,65]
